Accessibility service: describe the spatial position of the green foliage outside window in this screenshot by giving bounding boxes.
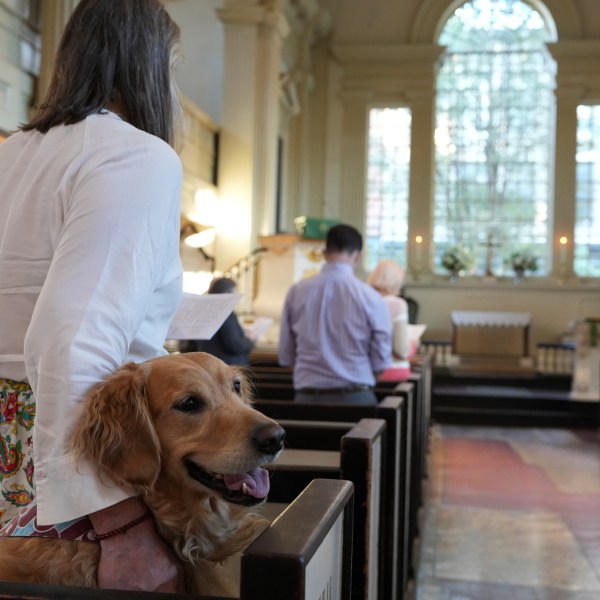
[434,0,554,277]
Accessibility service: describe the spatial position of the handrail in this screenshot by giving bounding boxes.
[222,247,269,314]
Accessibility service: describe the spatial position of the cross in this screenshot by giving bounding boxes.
[480,231,500,277]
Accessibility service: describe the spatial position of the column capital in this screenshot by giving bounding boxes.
[548,40,600,100]
[218,0,289,37]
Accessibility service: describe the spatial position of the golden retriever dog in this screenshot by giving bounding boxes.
[0,352,285,596]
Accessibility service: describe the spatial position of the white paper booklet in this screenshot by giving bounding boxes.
[167,292,242,340]
[408,324,427,344]
[240,315,274,342]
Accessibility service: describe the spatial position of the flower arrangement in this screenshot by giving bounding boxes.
[441,247,471,274]
[509,252,538,273]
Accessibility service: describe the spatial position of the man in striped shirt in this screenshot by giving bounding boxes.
[278,224,392,404]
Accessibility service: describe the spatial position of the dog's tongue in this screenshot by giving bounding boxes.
[223,467,270,498]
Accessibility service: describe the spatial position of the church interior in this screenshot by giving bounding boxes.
[2,0,600,599]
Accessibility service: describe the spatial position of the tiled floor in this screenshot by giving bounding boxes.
[416,425,600,599]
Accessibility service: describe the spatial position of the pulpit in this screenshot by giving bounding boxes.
[451,310,532,359]
[252,234,325,321]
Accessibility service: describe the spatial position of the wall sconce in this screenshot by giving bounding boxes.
[180,222,216,273]
[184,227,216,249]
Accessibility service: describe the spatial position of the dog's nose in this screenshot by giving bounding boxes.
[253,423,286,455]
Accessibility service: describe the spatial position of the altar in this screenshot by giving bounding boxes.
[451,310,532,359]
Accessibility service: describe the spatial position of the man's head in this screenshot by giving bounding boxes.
[324,224,363,266]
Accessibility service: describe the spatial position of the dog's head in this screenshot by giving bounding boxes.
[71,352,285,507]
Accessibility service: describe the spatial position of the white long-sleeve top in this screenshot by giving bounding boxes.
[383,295,410,359]
[0,111,183,524]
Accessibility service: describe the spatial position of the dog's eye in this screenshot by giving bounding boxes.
[176,394,203,412]
[233,379,242,395]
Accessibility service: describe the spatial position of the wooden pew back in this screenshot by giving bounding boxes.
[267,418,385,600]
[254,395,412,600]
[0,480,354,600]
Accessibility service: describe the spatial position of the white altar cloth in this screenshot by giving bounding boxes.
[451,311,531,328]
[451,310,532,357]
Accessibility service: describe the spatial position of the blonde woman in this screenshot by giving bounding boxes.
[367,260,411,360]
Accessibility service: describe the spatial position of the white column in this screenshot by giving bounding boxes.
[407,88,436,278]
[38,0,80,102]
[338,89,370,230]
[547,39,600,280]
[552,85,579,280]
[216,1,288,271]
[276,5,332,231]
[331,43,443,256]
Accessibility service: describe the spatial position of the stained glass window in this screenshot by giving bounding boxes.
[434,0,555,277]
[365,107,412,272]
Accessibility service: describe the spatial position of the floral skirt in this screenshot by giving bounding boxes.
[0,379,35,526]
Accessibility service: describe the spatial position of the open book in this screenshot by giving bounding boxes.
[408,324,427,346]
[393,319,427,360]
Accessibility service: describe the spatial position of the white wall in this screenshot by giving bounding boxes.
[0,1,38,133]
[164,0,225,125]
[406,279,600,350]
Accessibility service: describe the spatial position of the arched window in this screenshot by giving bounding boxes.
[434,0,555,277]
[365,107,412,272]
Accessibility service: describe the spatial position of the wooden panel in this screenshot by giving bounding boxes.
[265,418,385,600]
[242,479,354,600]
[0,582,224,600]
[255,398,411,600]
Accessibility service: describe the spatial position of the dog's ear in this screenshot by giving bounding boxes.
[71,362,161,494]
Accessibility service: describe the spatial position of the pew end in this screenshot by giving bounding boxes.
[265,417,385,600]
[241,478,354,600]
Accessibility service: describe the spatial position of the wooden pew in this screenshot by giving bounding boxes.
[254,395,413,600]
[249,370,413,404]
[376,369,430,524]
[246,360,427,505]
[267,418,384,600]
[406,354,432,476]
[250,377,426,596]
[247,351,433,593]
[0,480,354,600]
[393,356,433,582]
[247,363,428,516]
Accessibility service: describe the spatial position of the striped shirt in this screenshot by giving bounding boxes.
[278,262,392,389]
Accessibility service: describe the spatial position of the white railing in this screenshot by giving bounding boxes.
[223,247,268,314]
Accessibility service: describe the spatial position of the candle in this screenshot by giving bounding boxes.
[559,236,568,275]
[415,235,423,270]
[559,236,568,263]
